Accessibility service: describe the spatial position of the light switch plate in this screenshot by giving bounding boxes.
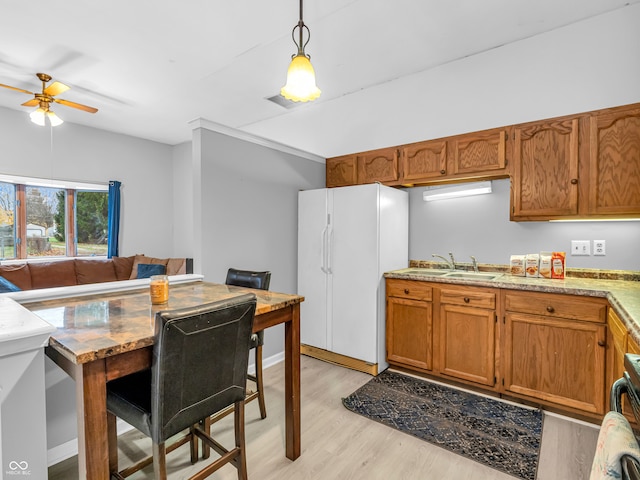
[571,240,591,256]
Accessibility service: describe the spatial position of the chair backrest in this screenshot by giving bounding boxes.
[151,293,257,443]
[225,268,271,291]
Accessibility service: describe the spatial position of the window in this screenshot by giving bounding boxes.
[0,175,108,260]
[0,182,16,259]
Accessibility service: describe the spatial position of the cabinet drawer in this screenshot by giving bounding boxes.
[504,291,606,323]
[387,279,432,301]
[440,288,496,309]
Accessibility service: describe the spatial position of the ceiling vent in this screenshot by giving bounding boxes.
[266,94,305,109]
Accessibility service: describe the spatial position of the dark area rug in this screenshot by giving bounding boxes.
[342,370,542,480]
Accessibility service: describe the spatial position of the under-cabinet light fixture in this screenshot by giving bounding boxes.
[423,181,492,202]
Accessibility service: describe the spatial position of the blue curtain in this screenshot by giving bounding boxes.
[107,180,121,258]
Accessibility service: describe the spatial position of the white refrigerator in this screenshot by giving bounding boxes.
[297,183,408,374]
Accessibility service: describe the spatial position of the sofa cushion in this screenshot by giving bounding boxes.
[136,263,166,279]
[112,255,135,280]
[75,259,118,285]
[0,276,21,293]
[0,264,32,290]
[30,260,78,289]
[129,255,169,280]
[166,258,187,276]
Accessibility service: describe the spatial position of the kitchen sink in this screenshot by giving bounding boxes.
[443,272,500,280]
[402,268,449,276]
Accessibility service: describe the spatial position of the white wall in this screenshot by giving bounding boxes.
[409,179,640,271]
[0,105,180,456]
[193,127,325,359]
[0,106,175,258]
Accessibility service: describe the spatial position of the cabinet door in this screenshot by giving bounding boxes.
[588,105,640,216]
[400,139,448,183]
[357,148,400,184]
[326,155,358,187]
[511,118,580,219]
[504,312,606,414]
[386,296,433,371]
[439,304,495,386]
[451,129,508,175]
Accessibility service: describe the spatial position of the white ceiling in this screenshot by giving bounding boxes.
[0,0,637,158]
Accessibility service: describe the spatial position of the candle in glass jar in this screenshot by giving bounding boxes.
[150,275,169,304]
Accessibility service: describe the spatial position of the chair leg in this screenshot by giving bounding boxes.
[152,442,167,480]
[190,424,199,463]
[235,401,248,480]
[107,412,119,475]
[255,345,267,419]
[201,416,212,460]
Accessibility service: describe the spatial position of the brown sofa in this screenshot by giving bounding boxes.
[0,255,193,291]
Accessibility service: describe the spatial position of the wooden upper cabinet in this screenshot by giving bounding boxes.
[587,104,640,216]
[400,139,448,183]
[326,154,358,188]
[357,147,400,184]
[511,117,580,220]
[451,128,508,175]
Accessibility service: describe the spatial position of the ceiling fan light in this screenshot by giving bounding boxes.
[29,107,46,126]
[47,110,64,127]
[280,54,321,102]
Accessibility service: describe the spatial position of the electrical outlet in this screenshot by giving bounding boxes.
[594,240,606,256]
[571,240,591,256]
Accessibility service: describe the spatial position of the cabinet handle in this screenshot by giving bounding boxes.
[570,178,578,185]
[463,297,470,303]
[546,306,555,313]
[404,288,410,294]
[440,169,446,175]
[598,340,606,347]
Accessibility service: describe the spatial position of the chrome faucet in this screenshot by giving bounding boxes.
[432,253,455,270]
[470,255,479,273]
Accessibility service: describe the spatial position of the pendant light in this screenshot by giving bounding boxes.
[280,0,321,102]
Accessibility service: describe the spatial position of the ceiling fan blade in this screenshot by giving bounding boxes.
[21,98,39,107]
[0,83,33,95]
[54,98,98,113]
[44,81,70,97]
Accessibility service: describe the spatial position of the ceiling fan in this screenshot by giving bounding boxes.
[0,72,98,126]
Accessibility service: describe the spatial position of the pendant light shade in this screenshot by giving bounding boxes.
[280,0,321,102]
[281,54,321,102]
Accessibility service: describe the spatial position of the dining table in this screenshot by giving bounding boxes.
[25,280,304,480]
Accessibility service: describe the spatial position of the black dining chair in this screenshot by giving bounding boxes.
[218,268,271,422]
[106,293,257,480]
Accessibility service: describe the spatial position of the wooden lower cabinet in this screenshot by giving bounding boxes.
[386,280,433,371]
[386,279,615,418]
[503,291,607,415]
[606,308,639,421]
[438,286,497,387]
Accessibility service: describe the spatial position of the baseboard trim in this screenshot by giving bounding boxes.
[301,344,378,375]
[47,351,286,466]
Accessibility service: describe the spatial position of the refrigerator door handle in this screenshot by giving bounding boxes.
[321,226,328,273]
[327,226,333,274]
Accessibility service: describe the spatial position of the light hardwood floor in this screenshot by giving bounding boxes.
[48,355,600,480]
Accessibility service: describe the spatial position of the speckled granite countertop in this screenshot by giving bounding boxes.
[385,265,640,344]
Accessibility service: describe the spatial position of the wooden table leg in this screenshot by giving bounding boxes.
[284,303,301,460]
[75,359,110,479]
